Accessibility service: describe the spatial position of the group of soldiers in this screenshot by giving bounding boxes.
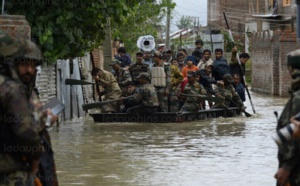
[92,39,248,115]
[0,30,58,185]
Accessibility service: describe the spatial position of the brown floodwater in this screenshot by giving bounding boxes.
[50,91,288,186]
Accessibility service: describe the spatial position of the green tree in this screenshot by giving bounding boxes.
[5,0,164,62]
[111,0,175,54]
[176,15,193,30]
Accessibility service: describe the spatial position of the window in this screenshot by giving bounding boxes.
[283,0,291,7]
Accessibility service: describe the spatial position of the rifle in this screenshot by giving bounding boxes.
[180,93,225,103]
[65,78,95,85]
[227,97,252,117]
[223,12,256,114]
[90,51,102,101]
[82,95,134,111]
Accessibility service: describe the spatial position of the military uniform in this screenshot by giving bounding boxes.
[125,73,159,115]
[169,65,183,112]
[212,84,244,107]
[151,62,171,112]
[112,67,131,96]
[0,30,44,186]
[275,50,300,186]
[96,70,122,113]
[0,63,44,186]
[128,62,150,85]
[212,74,244,112]
[180,80,207,112]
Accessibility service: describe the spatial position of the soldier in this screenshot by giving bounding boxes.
[13,40,59,186]
[0,31,44,185]
[142,51,153,70]
[120,73,159,115]
[169,61,183,112]
[92,68,122,113]
[151,51,171,112]
[128,51,150,85]
[212,74,245,111]
[274,49,300,186]
[110,59,132,96]
[180,71,207,112]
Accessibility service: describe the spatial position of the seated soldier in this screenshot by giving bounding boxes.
[121,81,139,113]
[92,68,122,113]
[110,59,132,96]
[120,73,159,115]
[212,74,245,113]
[179,71,207,113]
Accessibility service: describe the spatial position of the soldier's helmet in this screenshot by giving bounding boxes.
[0,29,24,58]
[14,40,43,66]
[223,74,234,83]
[137,72,150,82]
[109,59,121,66]
[287,49,300,69]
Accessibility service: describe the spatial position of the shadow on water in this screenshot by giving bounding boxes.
[50,91,288,186]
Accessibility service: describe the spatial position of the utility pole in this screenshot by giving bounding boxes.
[103,17,112,71]
[297,0,300,41]
[165,1,171,50]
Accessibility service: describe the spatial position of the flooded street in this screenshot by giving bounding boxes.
[50,92,287,186]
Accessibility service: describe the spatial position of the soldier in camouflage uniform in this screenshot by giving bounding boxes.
[212,74,245,111]
[0,30,44,186]
[13,40,59,186]
[92,68,122,113]
[179,71,207,112]
[110,60,132,96]
[128,52,150,85]
[121,73,159,115]
[151,51,171,112]
[169,62,183,112]
[274,49,300,186]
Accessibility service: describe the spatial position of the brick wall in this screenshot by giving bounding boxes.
[0,15,31,40]
[252,29,300,97]
[91,47,104,69]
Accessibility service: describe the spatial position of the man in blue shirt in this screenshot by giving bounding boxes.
[232,73,245,102]
[115,47,132,67]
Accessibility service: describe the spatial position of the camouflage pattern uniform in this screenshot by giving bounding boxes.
[113,68,131,96]
[125,73,159,115]
[275,51,300,186]
[169,65,183,112]
[16,40,59,186]
[212,83,244,109]
[152,63,171,112]
[180,81,207,112]
[96,70,122,113]
[0,64,44,186]
[0,32,44,185]
[128,62,150,85]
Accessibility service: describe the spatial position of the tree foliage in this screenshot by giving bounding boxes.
[111,0,175,54]
[176,15,193,30]
[5,0,173,62]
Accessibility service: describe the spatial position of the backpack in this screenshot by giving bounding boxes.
[213,62,231,80]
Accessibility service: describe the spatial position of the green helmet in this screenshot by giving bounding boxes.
[14,40,43,65]
[0,29,24,57]
[287,49,300,69]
